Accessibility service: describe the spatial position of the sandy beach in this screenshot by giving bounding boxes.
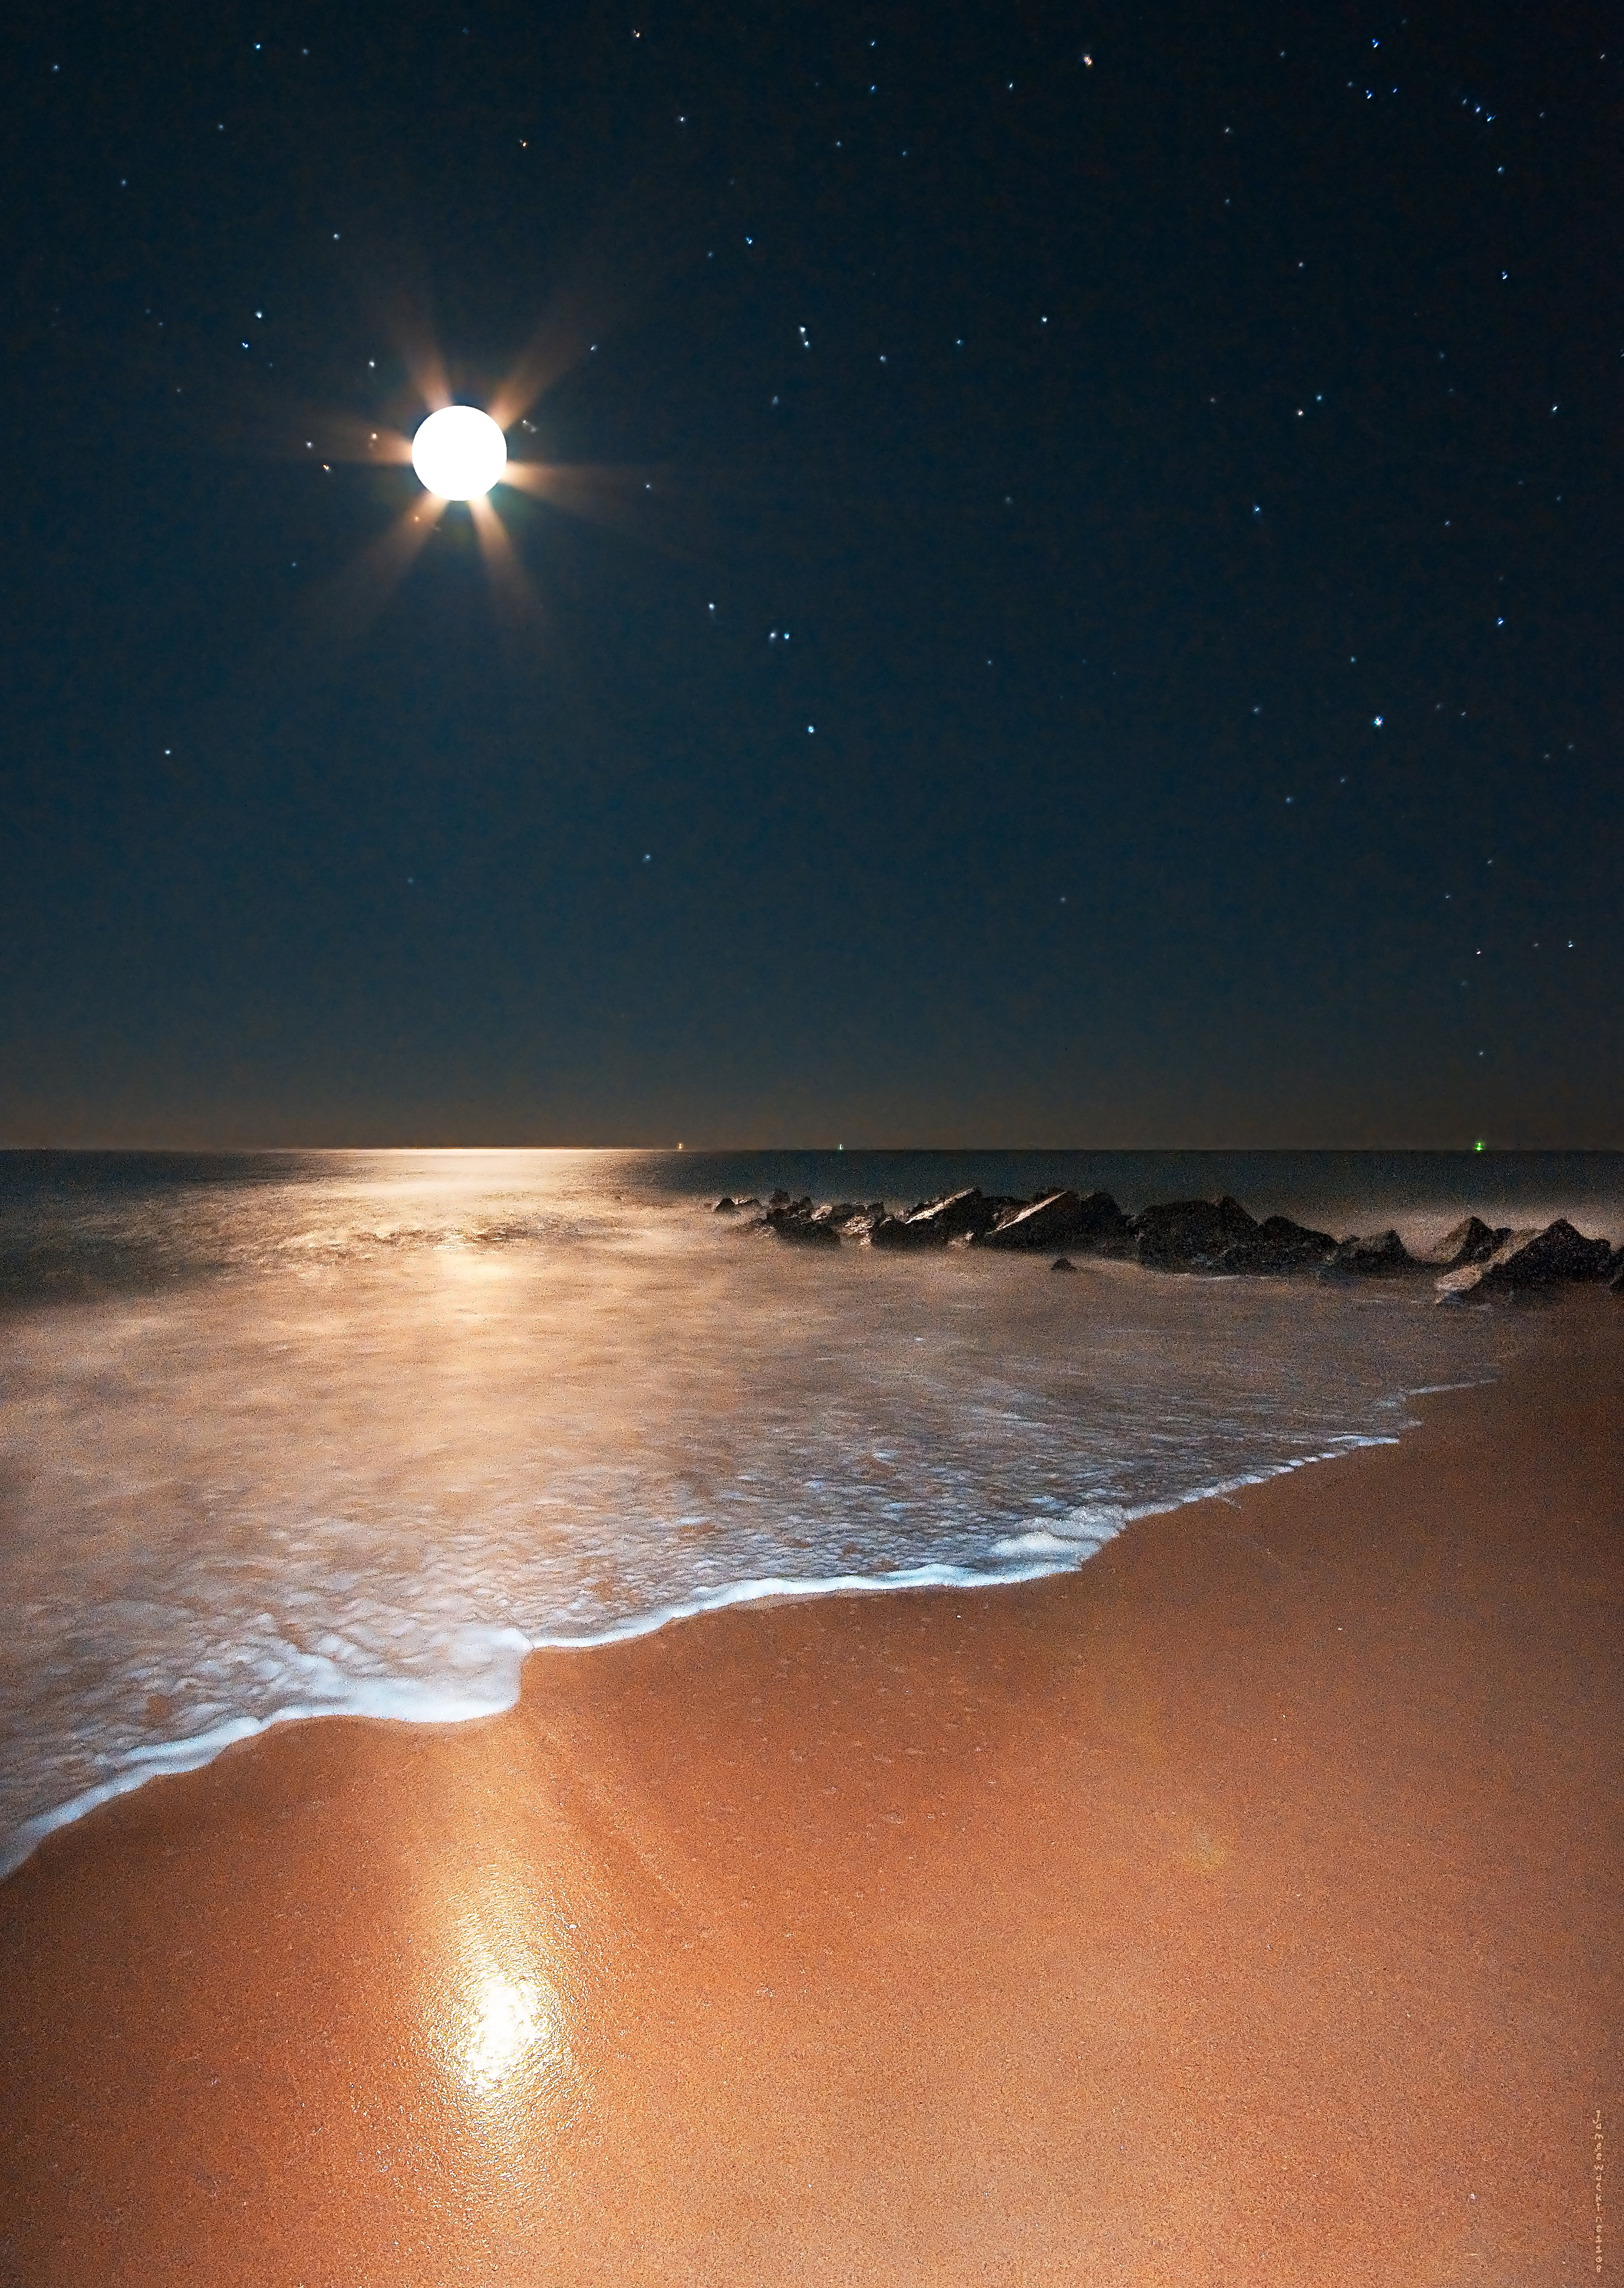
[1,1296,1618,2287]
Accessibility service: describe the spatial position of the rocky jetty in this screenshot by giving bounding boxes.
[1218,1213,1341,1273]
[746,1192,888,1245]
[1130,1194,1256,1268]
[870,1187,1023,1248]
[978,1189,1131,1253]
[756,1193,841,1246]
[1434,1218,1616,1300]
[1325,1229,1416,1278]
[721,1183,1619,1300]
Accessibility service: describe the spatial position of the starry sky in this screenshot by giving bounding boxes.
[3,1,1619,1147]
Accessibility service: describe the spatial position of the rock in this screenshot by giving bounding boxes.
[870,1188,1020,1247]
[1465,1219,1614,1295]
[1325,1229,1417,1277]
[875,1190,962,1245]
[712,1196,739,1214]
[788,1222,842,1247]
[1431,1214,1512,1269]
[1213,1213,1339,1274]
[1131,1195,1258,1270]
[1610,1249,1624,1294]
[1050,1256,1077,1273]
[763,1195,840,1246]
[1433,1228,1536,1300]
[934,1187,1032,1240]
[979,1190,1130,1252]
[927,1188,1023,1244]
[812,1201,885,1234]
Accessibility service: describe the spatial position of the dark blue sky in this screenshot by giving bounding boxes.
[3,1,1619,1145]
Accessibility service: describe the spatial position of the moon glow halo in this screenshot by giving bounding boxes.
[294,343,642,643]
[412,406,508,500]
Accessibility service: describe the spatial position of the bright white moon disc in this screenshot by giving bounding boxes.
[411,406,507,500]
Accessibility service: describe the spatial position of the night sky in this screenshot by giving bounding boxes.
[4,2,1619,1147]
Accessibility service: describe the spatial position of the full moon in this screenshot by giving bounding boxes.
[411,406,508,500]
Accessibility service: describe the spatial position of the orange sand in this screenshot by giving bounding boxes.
[1,1299,1619,2286]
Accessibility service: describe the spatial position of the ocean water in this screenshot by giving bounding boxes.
[2,1147,1618,1879]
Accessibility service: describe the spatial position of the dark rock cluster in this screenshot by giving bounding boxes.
[718,1185,1621,1300]
[716,1190,888,1245]
[1433,1216,1616,1300]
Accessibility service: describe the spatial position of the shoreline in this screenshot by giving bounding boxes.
[1,1296,1619,2284]
[3,1398,1476,1887]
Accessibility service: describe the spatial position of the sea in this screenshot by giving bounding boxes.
[2,1147,1619,1878]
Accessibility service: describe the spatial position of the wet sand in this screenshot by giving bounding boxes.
[1,1299,1619,2287]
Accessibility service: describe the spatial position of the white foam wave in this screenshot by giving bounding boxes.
[0,1444,1415,1883]
[0,1629,532,1883]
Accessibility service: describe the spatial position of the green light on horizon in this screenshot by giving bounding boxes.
[1474,1138,1485,1152]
